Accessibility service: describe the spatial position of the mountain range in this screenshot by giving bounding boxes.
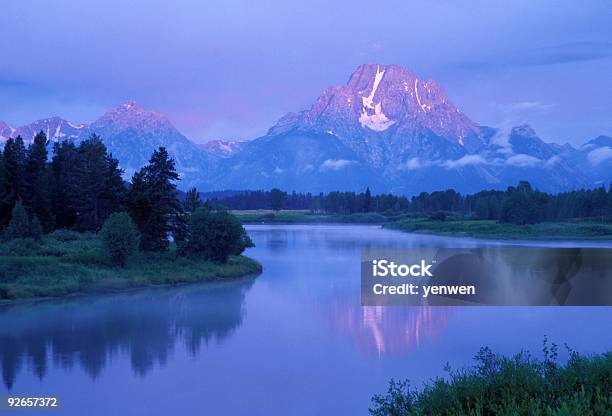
[1,63,611,194]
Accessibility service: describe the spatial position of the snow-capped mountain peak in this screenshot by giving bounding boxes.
[270,63,482,152]
[199,139,242,157]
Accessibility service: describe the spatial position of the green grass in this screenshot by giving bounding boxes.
[0,231,262,300]
[370,340,612,415]
[234,210,387,224]
[237,209,612,240]
[385,218,612,240]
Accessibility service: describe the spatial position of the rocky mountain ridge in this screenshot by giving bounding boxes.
[1,64,610,194]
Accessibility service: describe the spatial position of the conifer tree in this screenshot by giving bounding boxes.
[0,151,5,197]
[183,187,202,213]
[364,187,372,212]
[29,215,43,241]
[2,136,27,203]
[127,147,181,251]
[51,141,80,228]
[0,151,7,226]
[26,131,55,231]
[73,135,124,230]
[4,200,30,240]
[269,188,286,212]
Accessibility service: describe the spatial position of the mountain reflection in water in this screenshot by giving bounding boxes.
[326,303,452,356]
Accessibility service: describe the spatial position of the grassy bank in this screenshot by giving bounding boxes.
[235,209,612,240]
[385,218,612,240]
[233,210,387,224]
[371,341,612,415]
[0,230,262,300]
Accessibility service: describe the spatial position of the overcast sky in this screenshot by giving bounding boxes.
[1,0,611,145]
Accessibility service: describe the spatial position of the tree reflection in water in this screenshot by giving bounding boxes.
[0,277,255,389]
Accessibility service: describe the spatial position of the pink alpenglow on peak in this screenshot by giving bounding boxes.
[1,117,83,143]
[271,63,482,149]
[0,120,15,143]
[200,139,243,156]
[90,101,177,134]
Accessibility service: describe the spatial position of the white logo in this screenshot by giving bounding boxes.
[372,259,433,277]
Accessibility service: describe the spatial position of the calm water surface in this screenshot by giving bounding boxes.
[1,225,611,415]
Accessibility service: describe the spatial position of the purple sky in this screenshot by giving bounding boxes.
[1,0,611,145]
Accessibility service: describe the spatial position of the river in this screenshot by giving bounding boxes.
[1,224,611,415]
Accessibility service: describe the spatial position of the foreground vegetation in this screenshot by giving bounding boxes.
[0,230,261,300]
[0,133,260,300]
[370,340,611,415]
[385,217,612,240]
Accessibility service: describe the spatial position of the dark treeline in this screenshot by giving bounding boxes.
[0,132,250,261]
[0,132,124,232]
[210,181,612,225]
[3,131,612,231]
[209,188,410,214]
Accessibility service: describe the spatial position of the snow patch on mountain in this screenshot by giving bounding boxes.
[358,65,395,131]
[200,139,242,156]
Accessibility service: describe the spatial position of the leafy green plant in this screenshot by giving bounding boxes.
[99,212,140,267]
[185,208,254,263]
[370,339,612,415]
[3,201,31,240]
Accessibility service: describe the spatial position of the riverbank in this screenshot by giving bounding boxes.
[236,210,612,240]
[234,210,386,224]
[0,230,262,300]
[384,218,612,240]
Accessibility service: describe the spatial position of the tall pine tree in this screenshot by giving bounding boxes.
[51,141,79,228]
[183,187,202,213]
[73,135,124,231]
[127,147,181,252]
[1,136,27,227]
[0,150,6,226]
[26,131,55,231]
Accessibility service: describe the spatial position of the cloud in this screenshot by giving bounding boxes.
[398,157,434,171]
[301,163,315,172]
[515,41,612,66]
[441,154,488,169]
[545,155,561,168]
[507,101,555,112]
[454,41,612,72]
[587,146,612,165]
[319,159,355,171]
[491,132,514,156]
[505,154,541,167]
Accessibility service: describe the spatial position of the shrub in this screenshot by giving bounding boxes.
[99,212,140,267]
[48,229,81,242]
[0,238,40,257]
[369,339,612,416]
[4,201,31,241]
[185,208,254,263]
[429,211,447,221]
[29,216,43,241]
